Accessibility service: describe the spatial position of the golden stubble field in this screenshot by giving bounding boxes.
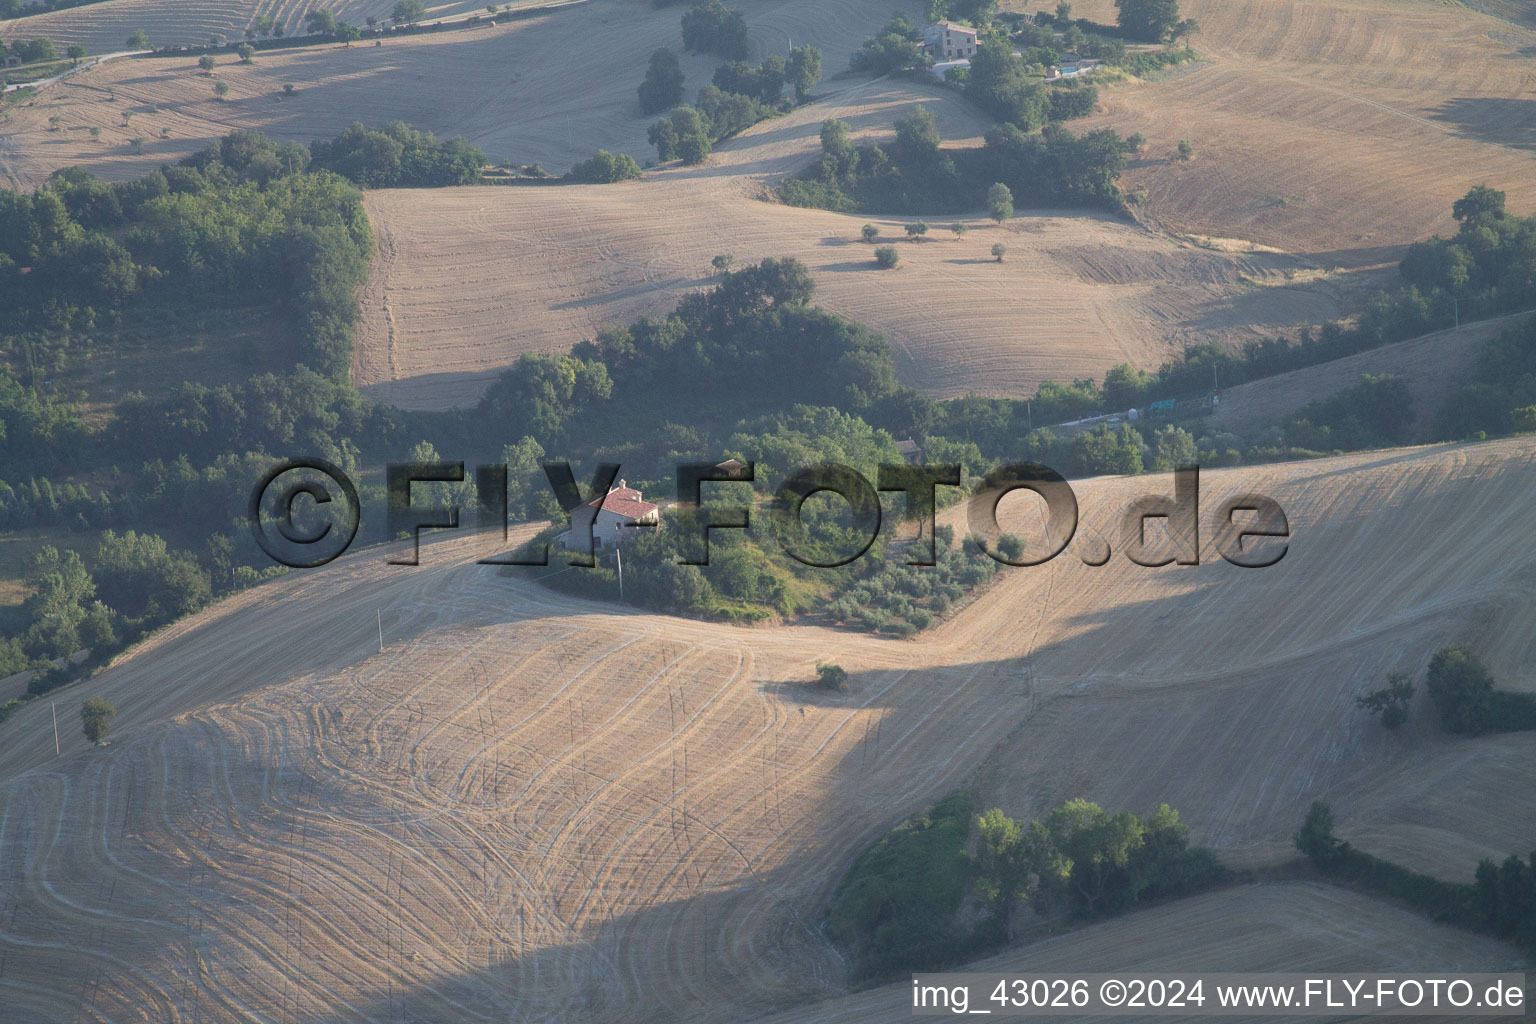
[352,75,1346,409]
[1,438,1533,1020]
[1062,0,1536,258]
[6,0,1530,409]
[0,0,925,187]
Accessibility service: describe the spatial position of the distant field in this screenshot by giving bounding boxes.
[353,76,1348,408]
[0,0,925,186]
[0,0,549,55]
[1,438,1533,1019]
[1204,311,1531,439]
[1059,0,1536,259]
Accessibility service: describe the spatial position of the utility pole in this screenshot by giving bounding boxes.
[616,547,624,602]
[51,701,60,756]
[377,609,383,653]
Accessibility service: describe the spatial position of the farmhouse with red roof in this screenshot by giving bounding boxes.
[556,479,660,554]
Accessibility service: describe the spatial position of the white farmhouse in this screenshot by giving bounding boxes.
[923,20,979,61]
[557,480,660,554]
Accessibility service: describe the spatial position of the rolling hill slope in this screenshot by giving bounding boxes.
[1,438,1533,1020]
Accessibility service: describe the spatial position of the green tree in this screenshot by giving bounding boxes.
[815,662,848,690]
[950,221,967,239]
[214,80,230,99]
[861,223,879,243]
[198,54,217,72]
[1176,138,1194,161]
[680,0,748,60]
[1294,800,1341,866]
[874,245,899,269]
[566,149,641,183]
[851,14,924,74]
[392,0,425,24]
[81,696,116,744]
[67,44,86,65]
[786,44,822,102]
[991,242,1006,262]
[905,220,929,241]
[1425,643,1494,734]
[987,182,1013,223]
[1114,0,1181,42]
[127,29,149,48]
[1452,185,1505,226]
[1149,424,1197,471]
[975,808,1031,939]
[237,43,255,62]
[638,47,685,115]
[25,547,94,658]
[711,252,734,274]
[1357,669,1414,730]
[305,8,337,33]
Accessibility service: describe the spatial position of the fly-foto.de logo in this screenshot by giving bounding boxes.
[248,459,1289,571]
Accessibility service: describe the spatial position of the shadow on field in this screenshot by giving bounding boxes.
[1427,96,1536,152]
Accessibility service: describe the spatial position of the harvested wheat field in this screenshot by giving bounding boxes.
[759,883,1527,1023]
[0,0,545,58]
[2,437,1533,1020]
[1061,0,1536,259]
[0,0,925,188]
[354,75,1348,408]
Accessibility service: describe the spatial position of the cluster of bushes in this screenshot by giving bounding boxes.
[4,36,76,64]
[821,525,994,636]
[823,791,987,982]
[0,477,114,532]
[1280,373,1414,452]
[782,109,1128,215]
[1,135,371,382]
[308,121,487,187]
[1,0,98,19]
[564,150,642,184]
[679,0,747,60]
[1423,643,1536,736]
[850,14,926,76]
[825,792,1225,983]
[639,48,686,115]
[647,85,774,164]
[1432,313,1536,442]
[1296,802,1536,952]
[16,532,208,687]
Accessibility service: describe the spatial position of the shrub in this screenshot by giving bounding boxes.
[638,47,685,114]
[1426,643,1494,734]
[1357,669,1413,730]
[861,223,879,243]
[987,182,1013,223]
[566,149,642,184]
[874,245,899,269]
[81,695,115,743]
[815,662,849,690]
[1294,800,1342,866]
[991,242,1006,262]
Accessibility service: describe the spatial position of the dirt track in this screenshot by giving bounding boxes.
[2,438,1533,1020]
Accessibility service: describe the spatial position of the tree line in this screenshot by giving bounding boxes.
[783,106,1129,215]
[823,790,1225,983]
[1296,802,1536,954]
